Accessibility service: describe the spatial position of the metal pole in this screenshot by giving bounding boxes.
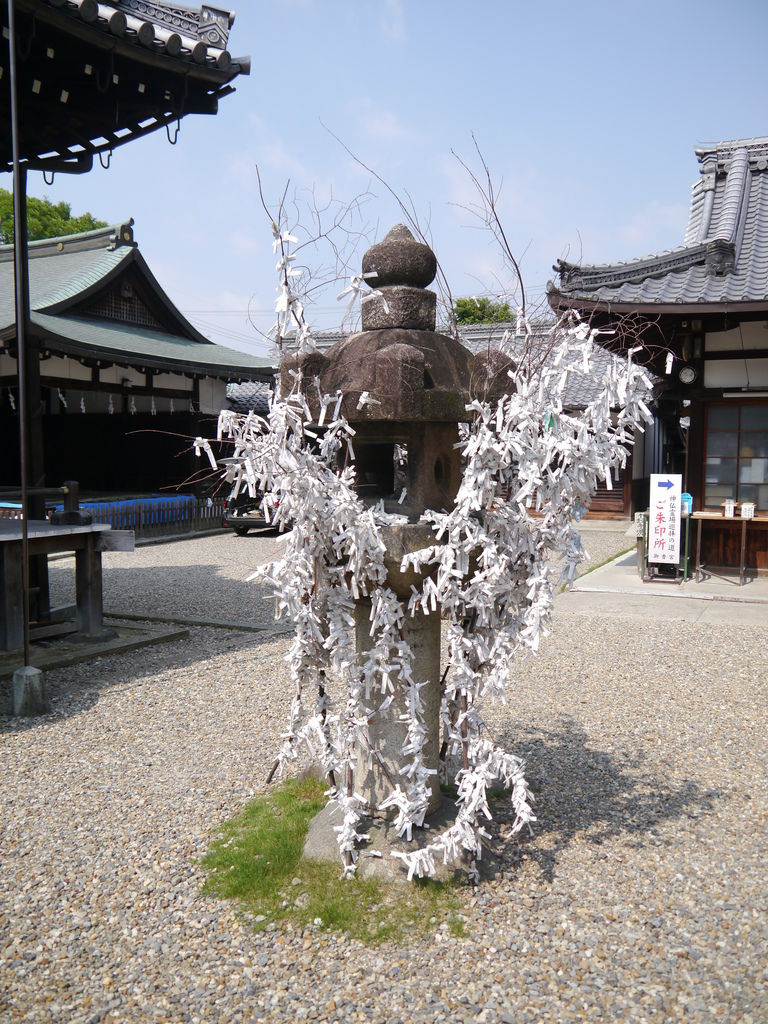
[8,0,32,667]
[683,423,690,494]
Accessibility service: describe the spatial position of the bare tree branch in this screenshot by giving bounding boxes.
[450,133,527,317]
[322,121,459,340]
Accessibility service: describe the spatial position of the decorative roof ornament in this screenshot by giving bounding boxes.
[106,1,235,49]
[108,220,137,251]
[548,136,768,307]
[199,5,235,47]
[695,135,768,173]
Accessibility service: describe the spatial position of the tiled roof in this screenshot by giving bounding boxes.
[36,1,243,74]
[0,221,274,380]
[550,137,768,308]
[31,310,273,376]
[284,321,621,410]
[226,380,272,414]
[0,225,132,327]
[2,2,249,172]
[456,322,625,409]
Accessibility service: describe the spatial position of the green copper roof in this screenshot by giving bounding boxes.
[0,225,133,327]
[0,221,275,381]
[32,311,274,377]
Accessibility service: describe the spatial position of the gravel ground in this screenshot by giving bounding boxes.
[570,521,635,574]
[48,531,283,628]
[2,530,766,1023]
[46,522,635,628]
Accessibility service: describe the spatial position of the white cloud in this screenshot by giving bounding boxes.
[348,98,413,145]
[226,117,312,187]
[230,231,261,256]
[261,139,312,180]
[378,0,406,41]
[227,154,258,185]
[617,200,688,252]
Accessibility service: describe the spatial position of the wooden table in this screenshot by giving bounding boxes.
[0,520,133,652]
[692,512,768,586]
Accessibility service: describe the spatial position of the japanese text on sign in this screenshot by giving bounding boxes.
[648,474,682,565]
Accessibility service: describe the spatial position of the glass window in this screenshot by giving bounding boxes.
[739,483,768,506]
[708,433,739,457]
[740,431,768,459]
[706,458,738,485]
[707,405,738,430]
[741,406,767,430]
[704,402,768,509]
[739,458,768,484]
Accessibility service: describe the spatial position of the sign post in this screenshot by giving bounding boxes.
[648,474,682,567]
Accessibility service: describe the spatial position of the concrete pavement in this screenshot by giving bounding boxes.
[560,544,768,627]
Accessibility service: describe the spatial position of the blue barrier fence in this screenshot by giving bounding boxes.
[0,495,226,538]
[83,495,195,530]
[75,495,226,538]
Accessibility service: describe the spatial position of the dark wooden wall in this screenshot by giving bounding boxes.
[0,410,224,496]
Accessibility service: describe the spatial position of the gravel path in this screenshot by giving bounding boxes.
[571,521,635,574]
[46,522,635,628]
[2,531,766,1023]
[48,531,282,628]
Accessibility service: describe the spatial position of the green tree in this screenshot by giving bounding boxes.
[454,296,515,325]
[0,189,107,244]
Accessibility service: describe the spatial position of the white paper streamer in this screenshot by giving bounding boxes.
[214,232,652,883]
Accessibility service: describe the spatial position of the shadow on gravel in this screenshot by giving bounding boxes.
[0,625,285,736]
[497,717,720,882]
[48,560,277,630]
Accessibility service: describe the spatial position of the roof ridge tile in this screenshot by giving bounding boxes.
[551,139,768,306]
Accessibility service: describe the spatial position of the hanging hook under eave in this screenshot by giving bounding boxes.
[16,16,36,61]
[95,51,115,94]
[42,168,55,186]
[99,149,112,170]
[166,118,181,145]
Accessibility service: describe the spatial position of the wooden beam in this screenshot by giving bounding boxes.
[704,348,768,361]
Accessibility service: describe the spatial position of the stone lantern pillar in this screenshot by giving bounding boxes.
[283,224,473,822]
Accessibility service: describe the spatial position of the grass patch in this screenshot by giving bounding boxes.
[202,776,467,945]
[558,544,636,593]
[578,544,635,577]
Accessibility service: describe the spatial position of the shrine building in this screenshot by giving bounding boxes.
[0,219,274,494]
[548,136,768,575]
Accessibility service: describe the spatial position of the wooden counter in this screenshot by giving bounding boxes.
[691,512,768,585]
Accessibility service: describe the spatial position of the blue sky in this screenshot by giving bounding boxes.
[11,0,768,355]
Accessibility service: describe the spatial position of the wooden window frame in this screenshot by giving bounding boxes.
[703,399,768,512]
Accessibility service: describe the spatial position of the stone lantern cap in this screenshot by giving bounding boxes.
[282,224,473,424]
[361,224,437,332]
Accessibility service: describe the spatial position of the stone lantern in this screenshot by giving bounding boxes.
[282,224,473,826]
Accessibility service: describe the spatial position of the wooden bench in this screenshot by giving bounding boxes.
[0,521,133,652]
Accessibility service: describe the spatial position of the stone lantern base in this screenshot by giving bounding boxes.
[356,521,443,818]
[302,796,465,883]
[301,521,448,879]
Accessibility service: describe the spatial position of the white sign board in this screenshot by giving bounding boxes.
[648,474,682,565]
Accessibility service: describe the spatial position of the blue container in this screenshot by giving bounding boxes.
[681,492,693,516]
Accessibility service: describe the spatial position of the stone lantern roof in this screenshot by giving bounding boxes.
[282,224,473,424]
[1,0,249,174]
